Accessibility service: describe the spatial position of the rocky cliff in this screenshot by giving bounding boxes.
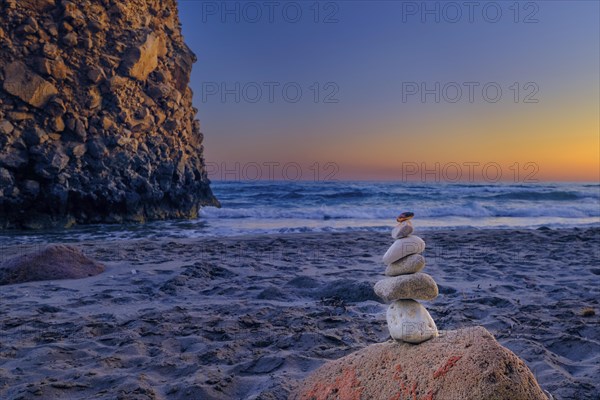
[0,0,218,229]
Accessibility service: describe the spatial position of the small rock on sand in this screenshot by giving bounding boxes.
[0,244,105,285]
[391,221,413,239]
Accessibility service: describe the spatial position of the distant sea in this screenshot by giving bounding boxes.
[2,181,599,245]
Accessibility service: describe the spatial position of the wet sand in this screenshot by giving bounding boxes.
[0,227,599,399]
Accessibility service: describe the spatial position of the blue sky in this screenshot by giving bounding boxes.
[179,1,600,181]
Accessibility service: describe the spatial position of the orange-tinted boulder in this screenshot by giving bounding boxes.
[292,326,548,400]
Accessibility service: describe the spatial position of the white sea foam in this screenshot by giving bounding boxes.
[1,181,598,244]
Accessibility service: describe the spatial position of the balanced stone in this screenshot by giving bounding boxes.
[382,235,425,265]
[391,220,413,239]
[387,299,438,343]
[374,273,438,302]
[385,254,425,276]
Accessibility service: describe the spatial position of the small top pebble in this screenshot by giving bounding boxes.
[396,211,414,223]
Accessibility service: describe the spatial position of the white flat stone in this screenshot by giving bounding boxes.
[387,299,438,344]
[385,254,425,276]
[382,236,425,265]
[391,221,413,239]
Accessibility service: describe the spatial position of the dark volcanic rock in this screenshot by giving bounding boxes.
[0,244,105,285]
[0,0,218,229]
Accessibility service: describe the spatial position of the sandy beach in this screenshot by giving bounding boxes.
[0,227,598,399]
[0,0,597,398]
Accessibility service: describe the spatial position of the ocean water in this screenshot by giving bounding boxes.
[1,181,599,245]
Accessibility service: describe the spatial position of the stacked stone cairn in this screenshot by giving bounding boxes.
[374,212,439,344]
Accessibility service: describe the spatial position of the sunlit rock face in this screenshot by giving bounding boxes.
[0,0,218,229]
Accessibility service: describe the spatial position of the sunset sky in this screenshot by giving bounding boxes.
[179,1,600,181]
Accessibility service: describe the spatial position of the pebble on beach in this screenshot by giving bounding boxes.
[0,245,105,286]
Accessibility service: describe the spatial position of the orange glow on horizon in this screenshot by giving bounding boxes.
[205,86,599,182]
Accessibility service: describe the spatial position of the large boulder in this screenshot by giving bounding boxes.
[0,244,105,285]
[292,326,549,400]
